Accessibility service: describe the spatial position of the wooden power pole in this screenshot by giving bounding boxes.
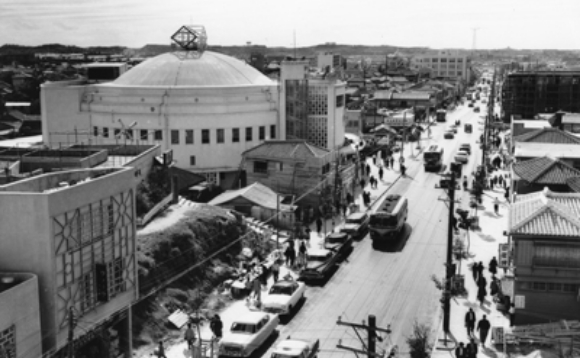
[337,315,395,358]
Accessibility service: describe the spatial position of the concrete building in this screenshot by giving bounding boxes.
[0,273,42,358]
[0,167,137,357]
[509,188,580,324]
[411,50,471,83]
[502,71,580,121]
[316,52,342,70]
[280,61,346,150]
[41,50,280,189]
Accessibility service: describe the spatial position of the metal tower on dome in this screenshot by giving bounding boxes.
[171,25,208,52]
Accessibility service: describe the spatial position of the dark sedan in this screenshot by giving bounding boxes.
[298,233,352,283]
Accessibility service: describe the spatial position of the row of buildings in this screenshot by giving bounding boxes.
[502,114,580,324]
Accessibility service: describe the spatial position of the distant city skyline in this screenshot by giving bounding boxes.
[2,0,580,51]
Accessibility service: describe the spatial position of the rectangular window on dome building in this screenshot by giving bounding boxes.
[233,128,240,142]
[171,130,179,144]
[93,126,99,137]
[270,125,276,139]
[154,130,163,141]
[202,129,210,144]
[246,127,253,141]
[217,129,225,143]
[185,130,194,144]
[103,127,109,138]
[190,156,196,166]
[140,130,148,141]
[259,126,265,140]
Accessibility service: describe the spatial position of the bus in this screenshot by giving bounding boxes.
[369,194,408,246]
[436,109,447,122]
[423,144,444,171]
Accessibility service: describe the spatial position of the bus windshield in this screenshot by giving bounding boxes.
[424,152,441,160]
[369,214,398,227]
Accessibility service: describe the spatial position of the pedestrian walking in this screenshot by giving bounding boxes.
[490,277,499,296]
[476,262,485,279]
[271,260,280,282]
[346,192,353,204]
[210,315,223,339]
[285,243,295,267]
[477,315,491,346]
[471,262,479,283]
[390,157,395,168]
[365,164,371,177]
[156,341,168,358]
[400,163,406,177]
[298,241,307,268]
[316,217,322,235]
[379,167,384,181]
[372,155,377,165]
[493,197,500,215]
[465,308,476,337]
[342,202,348,217]
[489,257,498,276]
[360,178,366,189]
[184,323,196,351]
[455,342,467,358]
[371,175,377,188]
[504,187,510,203]
[252,276,262,305]
[477,275,487,291]
[509,304,516,327]
[503,176,507,190]
[463,175,468,191]
[466,339,478,358]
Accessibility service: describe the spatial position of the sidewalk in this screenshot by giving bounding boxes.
[432,167,512,358]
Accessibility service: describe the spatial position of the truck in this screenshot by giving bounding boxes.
[423,145,444,171]
[271,338,319,358]
[369,194,408,247]
[382,110,415,129]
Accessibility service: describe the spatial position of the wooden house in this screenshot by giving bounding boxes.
[509,187,580,324]
[242,140,356,207]
[512,156,580,194]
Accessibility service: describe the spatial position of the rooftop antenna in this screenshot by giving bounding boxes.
[293,30,297,59]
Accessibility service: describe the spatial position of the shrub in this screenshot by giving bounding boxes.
[406,321,432,358]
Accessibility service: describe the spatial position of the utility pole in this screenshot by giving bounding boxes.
[437,171,459,344]
[67,307,76,358]
[336,315,394,358]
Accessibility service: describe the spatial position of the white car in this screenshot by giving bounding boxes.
[271,338,319,358]
[219,312,279,357]
[454,150,469,164]
[262,279,306,316]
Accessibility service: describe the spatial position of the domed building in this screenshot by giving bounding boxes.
[41,48,280,188]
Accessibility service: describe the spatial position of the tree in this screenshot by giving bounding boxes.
[406,321,432,358]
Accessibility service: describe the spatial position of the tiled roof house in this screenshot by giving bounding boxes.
[512,156,580,194]
[508,187,580,324]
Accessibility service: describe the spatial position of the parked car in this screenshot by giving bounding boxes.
[464,123,473,133]
[468,102,474,108]
[454,151,469,164]
[184,181,222,203]
[299,233,352,283]
[448,126,458,134]
[340,212,369,239]
[474,106,480,113]
[262,279,306,316]
[219,312,279,357]
[444,130,455,139]
[270,338,319,358]
[459,143,472,154]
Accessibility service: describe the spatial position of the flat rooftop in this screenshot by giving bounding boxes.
[0,273,35,295]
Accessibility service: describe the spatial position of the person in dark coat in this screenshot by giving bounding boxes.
[504,187,510,203]
[365,163,371,177]
[471,262,479,283]
[390,157,395,168]
[285,243,295,267]
[360,178,366,189]
[477,315,491,346]
[477,275,487,291]
[210,315,223,339]
[476,262,485,280]
[455,342,467,358]
[490,277,499,296]
[316,217,322,235]
[489,257,498,276]
[466,338,478,358]
[379,167,384,181]
[465,308,476,337]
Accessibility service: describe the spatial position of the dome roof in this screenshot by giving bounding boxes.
[113,51,273,87]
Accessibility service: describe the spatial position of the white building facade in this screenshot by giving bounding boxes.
[279,61,346,150]
[411,50,472,82]
[41,51,280,188]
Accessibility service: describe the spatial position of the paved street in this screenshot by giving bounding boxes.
[160,102,503,358]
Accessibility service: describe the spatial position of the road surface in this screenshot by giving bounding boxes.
[260,102,488,358]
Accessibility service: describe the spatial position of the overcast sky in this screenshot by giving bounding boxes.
[1,0,580,50]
